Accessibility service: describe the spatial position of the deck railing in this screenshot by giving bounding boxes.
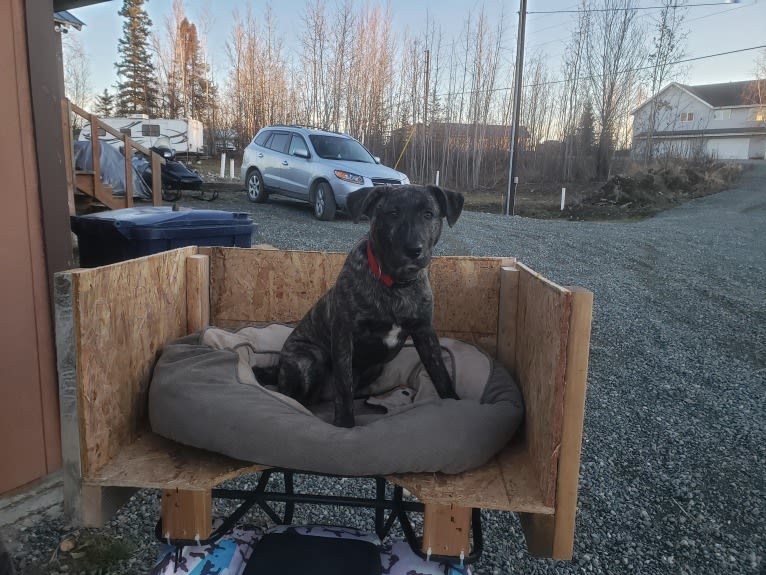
[62,98,164,214]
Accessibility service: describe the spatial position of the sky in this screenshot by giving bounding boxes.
[70,0,766,98]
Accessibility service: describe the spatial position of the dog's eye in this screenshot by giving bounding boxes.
[387,209,400,218]
[423,211,434,220]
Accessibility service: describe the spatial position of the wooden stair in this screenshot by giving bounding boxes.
[63,99,164,215]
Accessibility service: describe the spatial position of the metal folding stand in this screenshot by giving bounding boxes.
[155,468,483,568]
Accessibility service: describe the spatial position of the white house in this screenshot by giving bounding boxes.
[632,81,766,160]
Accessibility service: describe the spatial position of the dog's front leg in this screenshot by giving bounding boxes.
[410,326,460,400]
[331,324,356,427]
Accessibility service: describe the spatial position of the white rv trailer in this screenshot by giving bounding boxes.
[78,115,205,155]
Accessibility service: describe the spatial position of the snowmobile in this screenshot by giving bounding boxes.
[136,136,216,202]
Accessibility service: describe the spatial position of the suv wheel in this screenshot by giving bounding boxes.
[246,169,268,203]
[313,182,336,221]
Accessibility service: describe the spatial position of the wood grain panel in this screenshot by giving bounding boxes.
[73,248,197,476]
[514,263,572,508]
[209,248,345,327]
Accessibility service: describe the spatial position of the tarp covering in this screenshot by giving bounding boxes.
[74,140,153,199]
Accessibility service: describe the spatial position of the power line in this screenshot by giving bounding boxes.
[524,44,766,88]
[435,44,766,98]
[526,2,750,15]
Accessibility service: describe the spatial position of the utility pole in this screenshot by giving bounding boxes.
[505,0,528,215]
[424,49,430,182]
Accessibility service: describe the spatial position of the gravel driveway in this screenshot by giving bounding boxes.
[7,166,765,574]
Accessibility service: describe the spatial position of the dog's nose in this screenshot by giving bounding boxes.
[405,245,423,260]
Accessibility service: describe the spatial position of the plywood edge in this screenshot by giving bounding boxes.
[390,442,553,515]
[84,433,267,491]
[515,261,570,294]
[515,264,573,509]
[546,287,573,508]
[552,287,593,559]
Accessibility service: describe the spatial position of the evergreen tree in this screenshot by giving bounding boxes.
[93,89,115,117]
[576,101,596,155]
[114,0,158,116]
[178,18,209,119]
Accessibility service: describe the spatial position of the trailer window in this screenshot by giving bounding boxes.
[120,127,132,135]
[142,124,160,137]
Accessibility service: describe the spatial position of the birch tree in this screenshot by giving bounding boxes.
[225,6,289,147]
[584,0,644,178]
[558,0,590,179]
[644,0,687,161]
[62,35,91,127]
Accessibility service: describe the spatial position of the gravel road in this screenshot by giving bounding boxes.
[6,165,765,574]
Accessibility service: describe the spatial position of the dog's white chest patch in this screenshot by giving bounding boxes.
[384,325,402,348]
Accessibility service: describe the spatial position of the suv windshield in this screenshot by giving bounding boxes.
[309,135,375,163]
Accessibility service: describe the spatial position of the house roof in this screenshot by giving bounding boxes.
[633,80,761,115]
[53,0,109,10]
[681,81,755,107]
[54,11,85,31]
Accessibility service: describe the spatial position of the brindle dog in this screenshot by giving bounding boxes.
[275,184,464,427]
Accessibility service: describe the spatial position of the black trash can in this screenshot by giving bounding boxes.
[71,206,255,267]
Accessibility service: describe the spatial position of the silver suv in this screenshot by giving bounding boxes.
[240,125,409,220]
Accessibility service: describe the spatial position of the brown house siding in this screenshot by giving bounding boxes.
[0,0,63,494]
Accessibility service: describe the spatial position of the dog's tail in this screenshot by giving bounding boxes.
[252,364,279,386]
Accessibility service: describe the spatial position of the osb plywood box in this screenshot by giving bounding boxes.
[55,247,592,560]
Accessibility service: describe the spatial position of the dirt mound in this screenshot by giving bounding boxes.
[565,161,744,220]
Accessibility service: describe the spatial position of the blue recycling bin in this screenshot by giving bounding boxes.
[71,206,255,267]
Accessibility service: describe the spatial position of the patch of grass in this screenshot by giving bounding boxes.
[36,533,135,574]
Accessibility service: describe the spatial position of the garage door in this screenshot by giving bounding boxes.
[748,137,766,159]
[706,138,750,160]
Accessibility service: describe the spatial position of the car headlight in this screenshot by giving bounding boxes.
[334,170,364,185]
[401,175,410,184]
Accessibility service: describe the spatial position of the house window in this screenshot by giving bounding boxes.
[679,112,695,122]
[753,109,766,122]
[713,109,731,121]
[142,124,160,137]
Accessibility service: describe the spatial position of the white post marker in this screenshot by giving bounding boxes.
[561,187,566,211]
[435,170,440,186]
[220,153,226,178]
[230,159,235,179]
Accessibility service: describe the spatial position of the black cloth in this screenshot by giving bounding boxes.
[243,532,381,575]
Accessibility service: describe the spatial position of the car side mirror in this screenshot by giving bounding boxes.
[374,156,381,164]
[294,149,310,159]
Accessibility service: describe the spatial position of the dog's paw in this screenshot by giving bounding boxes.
[333,413,356,428]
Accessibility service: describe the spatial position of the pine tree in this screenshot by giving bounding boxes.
[573,101,597,179]
[114,0,158,116]
[178,18,209,119]
[93,89,115,117]
[576,101,596,155]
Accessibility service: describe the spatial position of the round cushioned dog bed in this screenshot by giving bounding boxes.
[148,325,524,476]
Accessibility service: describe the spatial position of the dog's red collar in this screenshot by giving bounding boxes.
[367,241,395,288]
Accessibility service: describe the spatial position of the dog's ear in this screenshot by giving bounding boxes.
[346,186,386,223]
[427,185,464,227]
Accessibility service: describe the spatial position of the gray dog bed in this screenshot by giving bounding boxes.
[148,325,524,476]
